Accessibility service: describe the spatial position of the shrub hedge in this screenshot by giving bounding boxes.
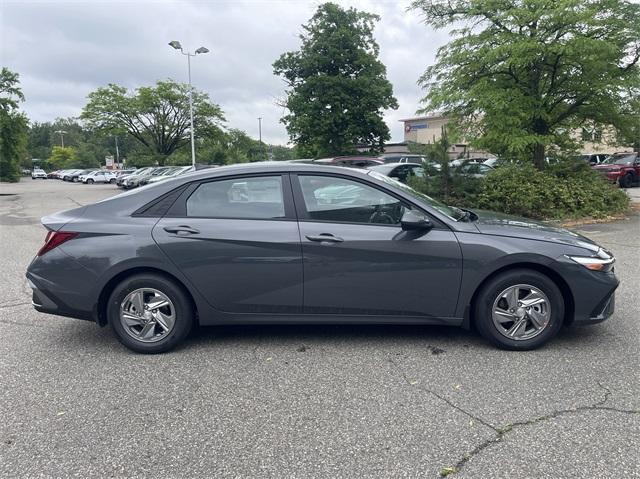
[410,161,629,220]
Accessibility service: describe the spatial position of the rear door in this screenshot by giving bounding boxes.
[291,173,462,317]
[153,173,303,314]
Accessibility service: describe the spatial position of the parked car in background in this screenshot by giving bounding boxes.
[81,170,117,184]
[114,169,137,177]
[455,161,494,178]
[579,153,609,166]
[147,166,194,185]
[69,169,97,182]
[27,162,618,353]
[117,167,153,188]
[62,170,83,181]
[47,170,60,179]
[367,163,425,183]
[313,156,384,168]
[139,166,181,186]
[31,168,47,179]
[122,167,171,189]
[593,153,640,188]
[118,167,155,188]
[380,154,425,164]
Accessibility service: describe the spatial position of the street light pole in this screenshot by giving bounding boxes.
[114,136,120,169]
[55,130,67,148]
[169,41,210,167]
[257,117,263,160]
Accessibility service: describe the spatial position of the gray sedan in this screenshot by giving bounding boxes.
[26,163,618,353]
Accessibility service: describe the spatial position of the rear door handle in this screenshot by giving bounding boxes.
[305,233,344,243]
[163,225,200,235]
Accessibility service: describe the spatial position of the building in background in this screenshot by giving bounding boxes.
[401,114,632,159]
[401,114,491,159]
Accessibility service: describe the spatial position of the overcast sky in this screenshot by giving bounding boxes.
[1,0,450,145]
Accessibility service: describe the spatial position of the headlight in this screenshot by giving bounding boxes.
[566,248,614,272]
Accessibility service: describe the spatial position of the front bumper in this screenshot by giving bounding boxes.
[566,266,619,326]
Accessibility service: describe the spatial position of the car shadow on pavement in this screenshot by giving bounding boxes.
[47,316,611,355]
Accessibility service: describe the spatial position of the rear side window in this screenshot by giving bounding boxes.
[186,176,285,219]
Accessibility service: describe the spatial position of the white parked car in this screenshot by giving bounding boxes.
[31,169,47,179]
[147,166,194,184]
[80,170,117,184]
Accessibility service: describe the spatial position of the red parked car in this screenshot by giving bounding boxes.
[593,153,640,188]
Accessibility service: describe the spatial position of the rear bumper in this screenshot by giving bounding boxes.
[27,275,94,322]
[26,249,99,322]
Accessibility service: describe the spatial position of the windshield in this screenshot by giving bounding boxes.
[367,170,465,221]
[602,154,636,165]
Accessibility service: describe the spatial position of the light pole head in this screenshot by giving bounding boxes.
[195,47,209,54]
[168,40,182,50]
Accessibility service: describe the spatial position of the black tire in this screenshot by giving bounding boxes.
[107,273,194,354]
[619,173,634,189]
[473,269,564,350]
[87,178,94,184]
[109,178,116,184]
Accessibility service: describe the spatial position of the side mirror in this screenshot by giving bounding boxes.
[401,210,432,231]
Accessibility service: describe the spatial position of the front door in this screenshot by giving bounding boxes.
[292,174,462,318]
[153,174,303,314]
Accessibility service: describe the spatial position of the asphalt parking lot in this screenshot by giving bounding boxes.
[0,178,638,478]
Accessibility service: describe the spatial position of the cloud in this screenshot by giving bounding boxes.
[1,0,447,145]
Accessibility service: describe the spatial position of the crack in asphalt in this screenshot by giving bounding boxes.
[388,358,499,433]
[65,196,84,207]
[0,301,32,309]
[388,359,639,477]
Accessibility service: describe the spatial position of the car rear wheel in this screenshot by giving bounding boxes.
[474,269,564,350]
[107,274,193,354]
[109,178,116,184]
[619,173,634,188]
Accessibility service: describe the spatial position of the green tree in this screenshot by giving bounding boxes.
[411,0,640,168]
[81,80,225,165]
[48,146,77,169]
[273,2,398,157]
[0,68,28,182]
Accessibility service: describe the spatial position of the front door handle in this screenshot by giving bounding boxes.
[305,233,344,243]
[163,225,200,235]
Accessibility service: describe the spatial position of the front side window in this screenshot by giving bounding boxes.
[298,175,408,225]
[187,176,285,219]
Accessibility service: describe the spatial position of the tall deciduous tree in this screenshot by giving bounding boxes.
[81,80,225,165]
[0,68,28,182]
[273,2,398,157]
[411,0,640,168]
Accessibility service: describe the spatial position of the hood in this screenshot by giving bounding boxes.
[472,210,600,252]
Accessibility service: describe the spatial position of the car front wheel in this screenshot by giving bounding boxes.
[86,178,94,184]
[619,173,634,188]
[107,274,193,354]
[474,269,564,350]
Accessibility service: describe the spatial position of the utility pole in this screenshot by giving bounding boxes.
[258,117,263,160]
[55,130,67,148]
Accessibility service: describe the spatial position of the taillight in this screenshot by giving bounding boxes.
[37,230,78,256]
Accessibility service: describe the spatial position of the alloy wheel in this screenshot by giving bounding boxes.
[491,284,551,341]
[119,288,176,343]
